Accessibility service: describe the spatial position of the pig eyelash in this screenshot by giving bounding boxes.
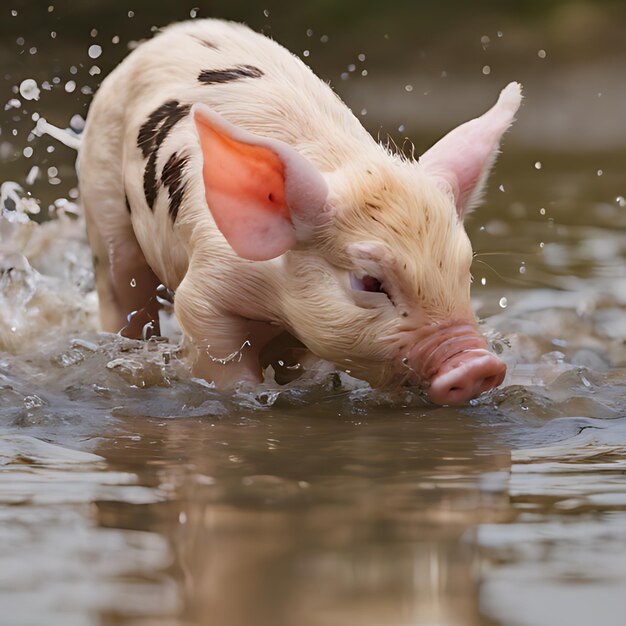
[350,273,390,297]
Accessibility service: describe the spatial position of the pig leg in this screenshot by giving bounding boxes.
[84,207,161,338]
[174,271,282,386]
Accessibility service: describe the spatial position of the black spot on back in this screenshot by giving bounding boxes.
[138,100,190,210]
[161,151,190,223]
[137,100,183,158]
[198,64,264,85]
[192,35,218,49]
[125,193,131,213]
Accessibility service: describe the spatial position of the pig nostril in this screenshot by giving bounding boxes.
[449,386,462,392]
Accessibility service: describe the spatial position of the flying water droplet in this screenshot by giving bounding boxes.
[88,44,102,59]
[499,297,508,308]
[19,79,40,101]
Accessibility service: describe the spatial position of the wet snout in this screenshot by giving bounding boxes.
[404,322,506,405]
[427,349,506,405]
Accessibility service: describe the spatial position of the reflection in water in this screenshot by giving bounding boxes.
[479,420,626,626]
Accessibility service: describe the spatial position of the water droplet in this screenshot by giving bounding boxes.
[497,30,503,38]
[616,195,626,207]
[190,7,199,18]
[112,35,120,44]
[482,65,491,75]
[398,124,405,132]
[499,297,508,308]
[597,169,603,176]
[179,511,187,524]
[48,5,54,12]
[16,36,25,46]
[537,49,547,59]
[498,184,505,192]
[481,277,487,286]
[348,64,356,72]
[64,80,76,93]
[480,35,490,46]
[70,114,85,132]
[130,278,137,287]
[23,146,33,158]
[361,69,368,77]
[90,28,98,37]
[50,31,56,39]
[539,242,545,248]
[303,49,309,57]
[306,28,313,37]
[88,44,102,59]
[358,53,366,62]
[89,65,101,76]
[263,8,269,17]
[70,65,78,75]
[534,161,542,170]
[29,46,37,55]
[26,165,39,185]
[320,34,329,43]
[340,72,349,81]
[404,84,413,92]
[128,10,134,18]
[360,108,367,116]
[47,166,58,178]
[519,263,526,274]
[19,78,40,101]
[539,207,546,215]
[11,9,17,16]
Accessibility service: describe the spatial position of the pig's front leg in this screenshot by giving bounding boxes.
[175,272,280,387]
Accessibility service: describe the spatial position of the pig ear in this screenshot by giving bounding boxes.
[192,103,329,261]
[419,82,522,219]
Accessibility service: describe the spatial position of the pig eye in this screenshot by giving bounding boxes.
[350,273,389,297]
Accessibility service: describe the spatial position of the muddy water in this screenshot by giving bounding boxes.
[2,9,626,626]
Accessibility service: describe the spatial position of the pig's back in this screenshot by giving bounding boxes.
[121,19,374,167]
[81,19,377,290]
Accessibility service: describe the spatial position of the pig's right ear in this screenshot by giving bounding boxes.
[192,104,329,261]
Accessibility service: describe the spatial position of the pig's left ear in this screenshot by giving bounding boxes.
[192,103,329,261]
[419,82,522,219]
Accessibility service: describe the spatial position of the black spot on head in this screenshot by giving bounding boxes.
[198,64,264,85]
[161,151,190,222]
[139,100,191,209]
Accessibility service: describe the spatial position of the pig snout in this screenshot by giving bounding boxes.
[404,323,506,405]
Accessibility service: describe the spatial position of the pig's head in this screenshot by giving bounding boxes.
[192,82,522,404]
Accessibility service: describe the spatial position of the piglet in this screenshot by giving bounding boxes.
[78,19,521,404]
